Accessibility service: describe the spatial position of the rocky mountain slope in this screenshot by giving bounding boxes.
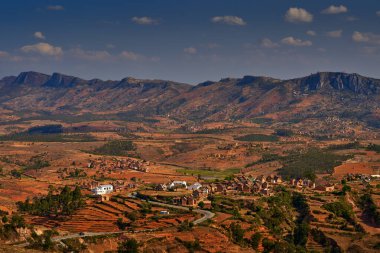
[0,71,379,128]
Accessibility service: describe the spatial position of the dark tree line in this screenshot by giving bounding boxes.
[17,186,85,217]
[359,193,380,226]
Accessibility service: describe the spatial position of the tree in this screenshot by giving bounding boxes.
[198,201,205,209]
[118,238,139,253]
[178,220,194,232]
[229,222,245,244]
[250,232,262,250]
[1,215,8,223]
[294,222,309,246]
[342,185,351,194]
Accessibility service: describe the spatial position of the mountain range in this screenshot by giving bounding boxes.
[0,71,379,129]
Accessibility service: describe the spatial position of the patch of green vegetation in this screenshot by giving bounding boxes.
[235,134,278,142]
[178,220,194,232]
[61,238,88,252]
[171,142,198,154]
[279,148,350,180]
[245,153,281,167]
[323,200,354,223]
[251,118,273,124]
[193,128,226,134]
[17,186,85,217]
[358,193,380,226]
[367,143,380,153]
[91,140,135,156]
[310,229,342,253]
[176,167,240,179]
[229,222,245,244]
[27,230,58,251]
[275,129,293,137]
[11,111,160,124]
[327,141,361,150]
[66,168,87,178]
[0,133,95,142]
[24,156,50,171]
[175,237,201,253]
[0,214,26,240]
[117,238,139,253]
[27,124,63,134]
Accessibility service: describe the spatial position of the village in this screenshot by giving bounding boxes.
[58,153,380,210]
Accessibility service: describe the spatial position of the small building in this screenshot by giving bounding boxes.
[168,181,187,189]
[261,188,271,196]
[315,184,334,192]
[156,184,168,191]
[188,182,202,191]
[96,194,111,202]
[92,184,114,195]
[273,176,282,184]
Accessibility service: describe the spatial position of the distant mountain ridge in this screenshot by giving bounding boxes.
[0,71,379,128]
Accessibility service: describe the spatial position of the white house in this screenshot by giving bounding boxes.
[92,184,114,195]
[187,182,202,191]
[168,181,187,189]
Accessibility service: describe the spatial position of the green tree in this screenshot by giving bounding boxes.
[229,222,245,244]
[118,238,139,253]
[250,232,262,250]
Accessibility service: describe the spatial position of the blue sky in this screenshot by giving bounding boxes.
[0,0,379,84]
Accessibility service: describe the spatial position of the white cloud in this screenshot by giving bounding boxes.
[352,31,380,45]
[285,8,313,23]
[131,17,159,25]
[306,30,316,36]
[120,51,142,61]
[34,31,45,40]
[376,11,380,17]
[322,5,348,14]
[281,37,312,47]
[46,5,64,11]
[69,48,111,61]
[0,51,9,58]
[20,43,63,56]
[120,51,159,62]
[211,16,246,26]
[326,30,343,38]
[260,38,279,48]
[184,47,197,54]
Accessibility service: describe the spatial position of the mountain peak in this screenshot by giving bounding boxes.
[43,72,85,88]
[13,71,50,85]
[294,72,379,94]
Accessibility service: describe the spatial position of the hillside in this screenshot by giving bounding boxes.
[0,71,379,130]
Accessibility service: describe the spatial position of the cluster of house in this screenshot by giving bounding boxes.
[202,175,283,196]
[344,173,380,182]
[87,157,150,173]
[153,174,339,207]
[176,182,209,206]
[289,178,337,192]
[290,178,316,189]
[154,175,284,206]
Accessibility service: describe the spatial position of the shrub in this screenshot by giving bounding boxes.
[118,238,139,253]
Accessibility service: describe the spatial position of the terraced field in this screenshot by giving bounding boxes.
[25,197,196,233]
